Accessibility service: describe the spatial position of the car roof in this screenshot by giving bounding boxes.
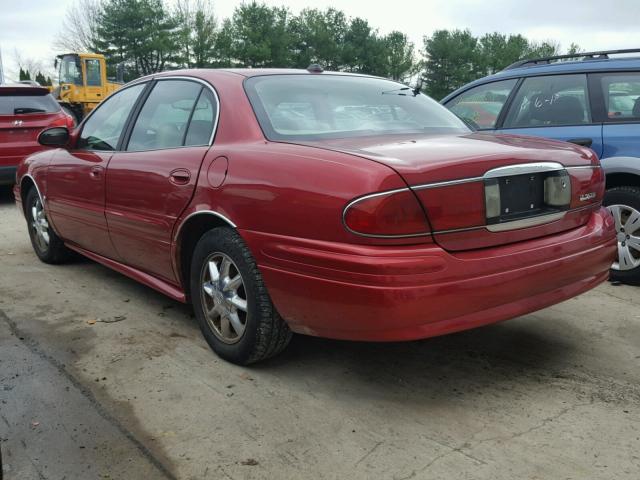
[442,56,640,103]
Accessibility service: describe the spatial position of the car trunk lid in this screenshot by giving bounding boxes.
[305,133,605,250]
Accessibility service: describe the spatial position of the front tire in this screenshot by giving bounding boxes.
[25,187,71,264]
[604,186,640,285]
[190,228,292,364]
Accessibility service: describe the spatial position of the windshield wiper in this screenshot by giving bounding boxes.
[14,108,47,114]
[381,87,411,96]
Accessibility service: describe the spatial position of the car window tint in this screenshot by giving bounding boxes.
[127,80,202,151]
[0,94,60,115]
[79,83,145,151]
[600,74,640,120]
[85,59,101,87]
[503,74,590,128]
[184,89,217,146]
[445,79,517,129]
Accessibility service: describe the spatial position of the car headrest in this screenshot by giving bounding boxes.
[632,96,640,117]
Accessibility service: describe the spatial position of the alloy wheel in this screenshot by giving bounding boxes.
[200,252,248,344]
[31,197,50,252]
[607,204,640,271]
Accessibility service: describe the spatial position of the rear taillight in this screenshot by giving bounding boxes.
[343,189,430,237]
[50,113,76,130]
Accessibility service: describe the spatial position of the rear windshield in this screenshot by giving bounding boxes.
[0,94,60,115]
[245,75,469,141]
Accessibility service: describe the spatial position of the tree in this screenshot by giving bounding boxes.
[423,29,479,100]
[173,0,217,68]
[94,0,180,77]
[289,8,348,70]
[218,2,291,68]
[19,68,31,81]
[54,0,101,53]
[35,71,47,85]
[381,31,417,81]
[477,33,530,74]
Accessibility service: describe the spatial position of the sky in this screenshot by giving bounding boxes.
[2,0,640,82]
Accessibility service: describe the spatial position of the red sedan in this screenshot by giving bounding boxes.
[0,84,74,185]
[14,68,616,364]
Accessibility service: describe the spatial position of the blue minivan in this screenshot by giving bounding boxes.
[442,49,640,284]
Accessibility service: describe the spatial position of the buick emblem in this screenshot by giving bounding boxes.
[13,120,23,127]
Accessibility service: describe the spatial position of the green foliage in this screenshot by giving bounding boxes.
[422,29,565,99]
[94,0,180,77]
[19,68,31,81]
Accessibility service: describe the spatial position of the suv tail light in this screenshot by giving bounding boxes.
[343,189,430,238]
[50,112,76,130]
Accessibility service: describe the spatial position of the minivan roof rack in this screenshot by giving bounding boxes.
[504,48,640,70]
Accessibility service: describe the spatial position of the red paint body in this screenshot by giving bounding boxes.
[0,85,74,185]
[14,69,617,342]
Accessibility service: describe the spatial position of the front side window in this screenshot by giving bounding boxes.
[503,74,591,128]
[58,55,83,86]
[127,80,203,151]
[85,59,101,87]
[245,75,468,141]
[79,83,146,151]
[599,73,640,120]
[445,79,517,130]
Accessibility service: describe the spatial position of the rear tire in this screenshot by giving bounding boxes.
[190,228,292,365]
[604,186,640,285]
[25,187,71,264]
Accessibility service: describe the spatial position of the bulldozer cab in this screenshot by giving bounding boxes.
[53,53,122,121]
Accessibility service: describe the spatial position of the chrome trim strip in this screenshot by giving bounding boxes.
[483,162,565,179]
[342,187,432,239]
[175,211,238,241]
[23,173,44,204]
[564,165,599,170]
[411,177,483,190]
[485,211,566,232]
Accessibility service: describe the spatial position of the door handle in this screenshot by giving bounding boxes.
[567,138,593,148]
[169,168,191,185]
[90,166,104,178]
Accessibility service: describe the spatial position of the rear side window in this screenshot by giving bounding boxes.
[445,79,517,129]
[503,74,591,128]
[599,73,640,120]
[185,89,217,146]
[0,94,60,115]
[79,83,146,151]
[127,80,202,151]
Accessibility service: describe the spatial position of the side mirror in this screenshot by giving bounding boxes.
[38,127,70,147]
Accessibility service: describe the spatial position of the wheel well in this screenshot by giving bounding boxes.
[19,176,36,215]
[606,172,640,190]
[177,213,235,297]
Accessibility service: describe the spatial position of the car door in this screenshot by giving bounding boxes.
[105,79,218,283]
[496,74,604,157]
[590,71,640,161]
[46,83,148,258]
[444,78,519,131]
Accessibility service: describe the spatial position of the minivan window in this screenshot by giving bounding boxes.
[446,79,517,129]
[503,74,591,128]
[79,83,146,151]
[127,80,202,151]
[599,73,640,120]
[0,94,60,115]
[245,75,468,141]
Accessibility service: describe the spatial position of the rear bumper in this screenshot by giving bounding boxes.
[0,166,17,185]
[241,207,616,341]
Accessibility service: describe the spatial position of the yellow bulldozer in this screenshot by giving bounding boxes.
[52,53,124,123]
